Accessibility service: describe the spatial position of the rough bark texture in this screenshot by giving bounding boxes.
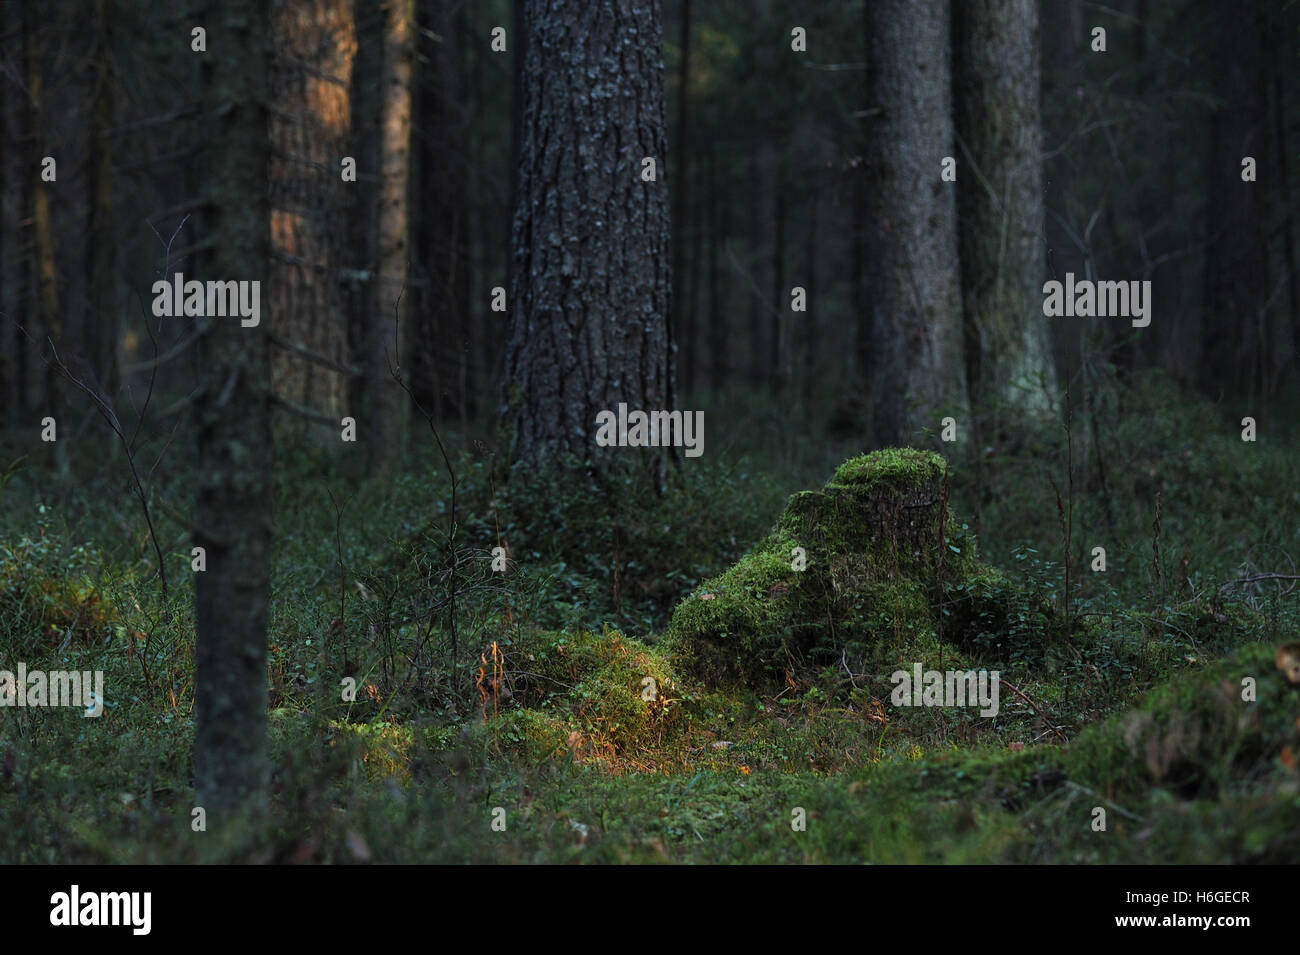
[506,0,672,478]
[269,0,356,428]
[367,0,414,474]
[862,0,967,448]
[953,0,1056,420]
[193,0,274,820]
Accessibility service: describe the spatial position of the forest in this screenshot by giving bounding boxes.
[1,0,1299,872]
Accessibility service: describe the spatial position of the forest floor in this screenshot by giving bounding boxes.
[2,369,1299,863]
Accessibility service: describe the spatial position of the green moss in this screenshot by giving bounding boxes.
[829,447,946,494]
[665,448,1031,688]
[486,628,693,771]
[1065,641,1293,803]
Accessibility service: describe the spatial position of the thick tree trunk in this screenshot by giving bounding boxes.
[862,0,967,447]
[953,0,1057,423]
[506,0,672,481]
[269,0,356,431]
[193,0,274,820]
[367,0,414,474]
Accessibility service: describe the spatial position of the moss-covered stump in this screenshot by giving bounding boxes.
[665,448,1000,687]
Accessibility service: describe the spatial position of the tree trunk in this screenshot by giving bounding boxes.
[1199,0,1268,403]
[707,144,726,395]
[1,9,29,424]
[25,2,66,470]
[367,0,414,474]
[862,0,968,447]
[269,0,356,432]
[86,0,117,403]
[953,0,1057,424]
[506,0,672,483]
[193,0,274,820]
[671,0,692,396]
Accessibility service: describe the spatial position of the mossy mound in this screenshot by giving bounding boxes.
[664,448,1026,687]
[1065,640,1300,806]
[474,628,693,772]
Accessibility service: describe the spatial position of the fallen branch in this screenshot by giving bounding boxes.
[1000,678,1068,743]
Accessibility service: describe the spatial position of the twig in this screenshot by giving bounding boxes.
[1000,678,1068,743]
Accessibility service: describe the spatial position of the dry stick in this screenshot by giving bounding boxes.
[1000,677,1068,743]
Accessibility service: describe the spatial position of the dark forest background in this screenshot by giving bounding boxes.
[4,0,1297,451]
[1,0,1299,865]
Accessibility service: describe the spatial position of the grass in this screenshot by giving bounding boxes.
[1,370,1298,863]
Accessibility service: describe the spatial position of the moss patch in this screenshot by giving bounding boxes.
[665,449,1027,687]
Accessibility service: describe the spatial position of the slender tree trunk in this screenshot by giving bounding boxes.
[707,145,725,395]
[771,167,786,383]
[1,12,28,424]
[862,0,967,447]
[25,3,66,470]
[671,0,692,396]
[953,0,1057,424]
[346,0,382,428]
[1199,0,1268,403]
[802,188,818,401]
[86,0,117,402]
[506,0,672,485]
[683,145,702,397]
[367,0,414,473]
[194,0,274,820]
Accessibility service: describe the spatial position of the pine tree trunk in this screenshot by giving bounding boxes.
[367,0,414,473]
[506,0,672,482]
[954,0,1056,425]
[193,0,274,820]
[1,10,28,424]
[25,3,66,470]
[862,0,968,447]
[269,0,356,432]
[86,0,117,403]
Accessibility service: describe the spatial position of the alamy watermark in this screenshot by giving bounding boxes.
[0,662,104,717]
[1042,272,1151,328]
[50,885,151,935]
[890,664,1000,717]
[151,272,261,327]
[594,403,704,458]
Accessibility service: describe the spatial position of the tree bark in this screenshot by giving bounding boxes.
[269,0,356,432]
[25,2,66,470]
[506,0,672,483]
[193,0,274,820]
[953,0,1057,423]
[86,0,117,403]
[1199,0,1268,403]
[1,9,29,424]
[367,0,414,474]
[862,0,968,447]
[671,0,692,396]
